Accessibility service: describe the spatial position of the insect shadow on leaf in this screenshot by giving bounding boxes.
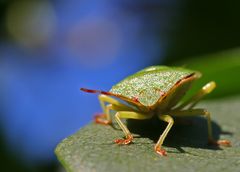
[126,116,232,153]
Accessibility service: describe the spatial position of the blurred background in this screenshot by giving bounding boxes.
[0,0,240,171]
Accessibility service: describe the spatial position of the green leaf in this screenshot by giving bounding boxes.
[174,48,240,99]
[55,96,240,172]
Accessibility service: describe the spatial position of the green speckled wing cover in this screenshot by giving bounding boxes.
[110,66,197,107]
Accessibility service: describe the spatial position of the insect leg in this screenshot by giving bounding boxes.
[96,94,133,125]
[170,109,231,146]
[114,111,153,145]
[155,115,174,156]
[176,81,216,110]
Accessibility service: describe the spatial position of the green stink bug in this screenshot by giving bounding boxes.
[81,66,231,156]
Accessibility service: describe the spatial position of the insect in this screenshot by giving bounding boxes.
[81,66,231,156]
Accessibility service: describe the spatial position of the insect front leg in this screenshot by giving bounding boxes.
[170,109,231,147]
[96,94,132,125]
[176,81,216,110]
[114,111,153,145]
[155,115,174,156]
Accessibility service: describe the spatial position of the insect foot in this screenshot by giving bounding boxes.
[114,135,133,145]
[94,113,111,125]
[155,146,167,156]
[208,138,232,147]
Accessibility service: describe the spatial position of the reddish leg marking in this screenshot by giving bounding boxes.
[155,147,167,156]
[94,113,111,125]
[114,134,133,145]
[208,138,231,147]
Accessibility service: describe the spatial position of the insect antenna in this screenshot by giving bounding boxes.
[80,88,112,96]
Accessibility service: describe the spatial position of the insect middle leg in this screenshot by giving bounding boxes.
[170,108,231,146]
[176,81,216,110]
[114,111,153,145]
[96,94,133,125]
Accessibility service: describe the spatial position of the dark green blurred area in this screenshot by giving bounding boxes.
[163,0,240,100]
[164,0,240,62]
[1,0,240,171]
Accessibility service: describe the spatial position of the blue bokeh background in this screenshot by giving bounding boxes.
[0,0,179,165]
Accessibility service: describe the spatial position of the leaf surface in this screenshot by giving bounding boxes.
[55,96,240,172]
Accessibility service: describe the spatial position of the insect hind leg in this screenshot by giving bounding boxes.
[176,81,216,110]
[169,108,231,147]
